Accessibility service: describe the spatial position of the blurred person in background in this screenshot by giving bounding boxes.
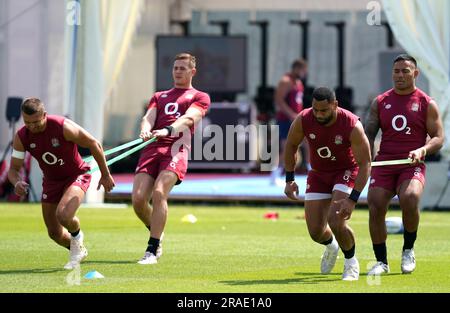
[271,58,309,185]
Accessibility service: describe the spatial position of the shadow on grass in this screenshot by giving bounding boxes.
[0,260,136,275]
[362,272,403,276]
[0,268,65,275]
[220,272,342,286]
[83,260,136,265]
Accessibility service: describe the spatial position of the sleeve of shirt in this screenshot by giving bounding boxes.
[190,92,211,117]
[17,127,28,152]
[350,113,359,128]
[147,94,158,110]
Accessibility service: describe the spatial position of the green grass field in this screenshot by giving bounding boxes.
[1,203,450,293]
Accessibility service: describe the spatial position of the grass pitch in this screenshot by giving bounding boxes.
[1,203,450,293]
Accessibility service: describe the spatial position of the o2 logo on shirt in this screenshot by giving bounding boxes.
[317,146,336,161]
[414,167,422,177]
[391,115,411,135]
[42,152,65,166]
[343,170,351,182]
[165,102,181,119]
[170,156,179,169]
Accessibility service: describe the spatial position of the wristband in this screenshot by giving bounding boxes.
[348,189,361,203]
[163,126,174,136]
[285,171,295,182]
[12,149,25,159]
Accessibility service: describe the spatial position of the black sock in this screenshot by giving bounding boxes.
[320,236,333,246]
[373,242,388,264]
[70,229,80,237]
[146,237,160,255]
[342,244,355,259]
[403,230,417,251]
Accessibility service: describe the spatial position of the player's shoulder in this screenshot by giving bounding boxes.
[17,124,27,137]
[279,73,293,83]
[190,87,208,96]
[414,88,432,102]
[376,88,395,102]
[154,88,174,98]
[47,114,66,126]
[191,88,211,101]
[298,108,313,125]
[338,107,358,119]
[337,108,360,127]
[299,108,313,118]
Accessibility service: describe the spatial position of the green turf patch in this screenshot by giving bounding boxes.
[1,203,449,292]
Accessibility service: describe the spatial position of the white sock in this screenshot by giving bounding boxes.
[329,236,337,246]
[327,236,339,249]
[72,231,82,240]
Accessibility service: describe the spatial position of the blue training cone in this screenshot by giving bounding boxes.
[84,271,105,279]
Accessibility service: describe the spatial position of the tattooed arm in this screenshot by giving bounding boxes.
[364,97,380,160]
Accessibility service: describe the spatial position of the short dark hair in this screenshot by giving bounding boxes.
[394,54,417,67]
[175,53,196,69]
[312,87,335,103]
[291,58,307,70]
[22,97,45,115]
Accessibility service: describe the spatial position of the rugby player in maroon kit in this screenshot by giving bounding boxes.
[365,54,444,275]
[8,97,115,270]
[271,59,308,185]
[133,53,210,265]
[284,87,371,281]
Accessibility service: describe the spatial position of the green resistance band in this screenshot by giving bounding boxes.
[371,158,424,167]
[83,138,144,163]
[87,137,157,174]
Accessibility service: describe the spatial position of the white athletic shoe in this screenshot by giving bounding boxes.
[342,257,360,281]
[138,232,164,264]
[367,261,390,275]
[401,249,416,274]
[138,252,158,265]
[64,231,88,270]
[320,239,339,274]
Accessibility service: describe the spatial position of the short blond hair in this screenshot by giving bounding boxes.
[175,53,196,69]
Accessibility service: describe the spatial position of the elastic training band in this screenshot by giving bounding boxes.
[83,138,144,163]
[371,159,414,167]
[88,137,157,174]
